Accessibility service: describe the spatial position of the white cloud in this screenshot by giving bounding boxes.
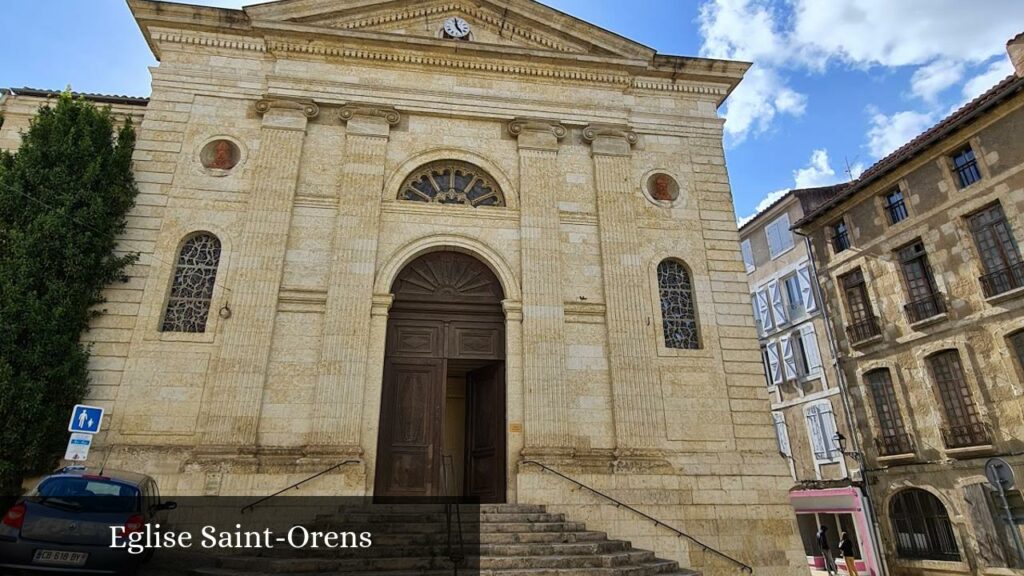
[793,149,837,188]
[962,57,1014,103]
[737,148,852,224]
[910,59,966,102]
[866,108,936,158]
[698,0,1024,144]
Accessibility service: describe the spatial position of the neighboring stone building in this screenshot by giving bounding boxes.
[794,34,1024,576]
[0,88,148,150]
[0,0,808,573]
[740,190,883,575]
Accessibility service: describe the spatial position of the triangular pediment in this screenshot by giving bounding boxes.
[244,0,655,59]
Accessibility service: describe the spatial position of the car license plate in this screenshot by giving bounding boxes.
[33,549,88,566]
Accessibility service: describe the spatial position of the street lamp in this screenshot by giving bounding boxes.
[832,431,888,576]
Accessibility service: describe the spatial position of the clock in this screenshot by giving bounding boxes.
[442,16,471,39]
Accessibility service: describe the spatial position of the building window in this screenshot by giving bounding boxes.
[864,369,913,456]
[805,402,839,461]
[884,188,909,224]
[761,345,773,387]
[783,273,804,318]
[1011,330,1024,373]
[399,160,505,207]
[741,239,755,273]
[927,350,990,449]
[766,340,783,385]
[769,280,788,326]
[841,269,880,343]
[785,326,821,379]
[951,145,981,188]
[889,489,960,561]
[657,259,700,349]
[161,233,221,333]
[765,213,795,259]
[772,412,791,457]
[832,220,851,253]
[969,203,1023,297]
[898,241,945,323]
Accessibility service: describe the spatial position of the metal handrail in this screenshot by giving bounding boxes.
[521,460,753,574]
[240,460,360,513]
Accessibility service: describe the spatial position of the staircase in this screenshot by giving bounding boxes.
[191,503,699,576]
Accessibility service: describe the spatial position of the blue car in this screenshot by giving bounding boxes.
[0,466,175,575]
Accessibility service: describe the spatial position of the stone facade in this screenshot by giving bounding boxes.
[1,1,807,573]
[795,36,1024,576]
[740,193,883,574]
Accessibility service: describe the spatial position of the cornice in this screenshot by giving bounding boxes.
[147,30,734,98]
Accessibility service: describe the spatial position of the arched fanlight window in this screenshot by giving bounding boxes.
[399,160,504,207]
[657,259,699,349]
[161,233,221,333]
[889,489,960,561]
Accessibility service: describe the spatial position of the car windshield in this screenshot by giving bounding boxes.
[32,477,140,513]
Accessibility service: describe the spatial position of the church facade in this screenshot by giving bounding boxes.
[2,0,807,572]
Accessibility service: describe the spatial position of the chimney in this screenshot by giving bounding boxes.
[1009,32,1024,77]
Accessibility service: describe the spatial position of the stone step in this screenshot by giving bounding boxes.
[312,512,567,525]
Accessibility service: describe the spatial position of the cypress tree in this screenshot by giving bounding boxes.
[0,92,138,496]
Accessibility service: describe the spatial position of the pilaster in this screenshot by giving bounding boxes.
[308,104,400,452]
[509,118,571,452]
[584,123,666,449]
[200,96,318,449]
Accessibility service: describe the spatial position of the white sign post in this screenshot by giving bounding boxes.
[63,433,93,462]
[63,404,104,463]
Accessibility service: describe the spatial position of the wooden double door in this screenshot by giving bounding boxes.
[374,251,507,502]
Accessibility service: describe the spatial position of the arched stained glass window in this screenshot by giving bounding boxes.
[657,259,699,349]
[889,489,960,561]
[399,160,504,207]
[161,233,221,333]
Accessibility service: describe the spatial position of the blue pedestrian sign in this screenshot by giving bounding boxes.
[68,405,103,434]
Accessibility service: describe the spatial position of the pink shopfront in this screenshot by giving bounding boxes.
[791,486,883,575]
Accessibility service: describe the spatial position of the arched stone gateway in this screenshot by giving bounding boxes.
[374,251,507,502]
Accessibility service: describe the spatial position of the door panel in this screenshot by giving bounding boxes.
[386,320,444,358]
[375,358,444,498]
[465,362,506,503]
[448,322,504,360]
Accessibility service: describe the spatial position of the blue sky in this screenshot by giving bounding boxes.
[2,0,1021,222]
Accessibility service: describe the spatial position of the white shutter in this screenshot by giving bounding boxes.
[821,404,839,458]
[797,265,818,312]
[781,335,797,380]
[751,296,762,335]
[765,222,779,258]
[802,325,822,373]
[806,406,826,459]
[766,341,782,385]
[772,412,791,456]
[769,281,787,325]
[777,213,794,252]
[756,289,774,331]
[741,240,755,273]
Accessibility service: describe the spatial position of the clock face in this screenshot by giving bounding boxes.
[443,16,470,38]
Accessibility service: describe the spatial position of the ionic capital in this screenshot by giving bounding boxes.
[254,97,320,119]
[338,104,401,126]
[582,123,638,146]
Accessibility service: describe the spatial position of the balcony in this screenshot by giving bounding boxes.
[941,422,993,452]
[904,292,947,324]
[846,316,882,344]
[832,231,851,253]
[876,432,915,458]
[980,262,1024,298]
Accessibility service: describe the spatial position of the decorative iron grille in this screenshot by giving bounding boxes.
[657,260,699,350]
[161,233,221,333]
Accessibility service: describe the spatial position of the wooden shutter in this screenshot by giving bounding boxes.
[765,221,779,257]
[741,240,755,272]
[798,265,817,312]
[806,405,826,459]
[820,403,839,458]
[772,412,791,456]
[757,289,774,330]
[769,281,787,325]
[780,335,797,380]
[767,341,783,384]
[801,325,823,373]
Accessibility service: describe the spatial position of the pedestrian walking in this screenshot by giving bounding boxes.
[817,525,838,575]
[838,532,858,576]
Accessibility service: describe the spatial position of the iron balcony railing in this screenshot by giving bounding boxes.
[832,231,851,253]
[941,422,992,450]
[954,158,982,188]
[980,262,1024,298]
[885,199,908,224]
[875,432,914,457]
[846,316,882,344]
[904,292,946,324]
